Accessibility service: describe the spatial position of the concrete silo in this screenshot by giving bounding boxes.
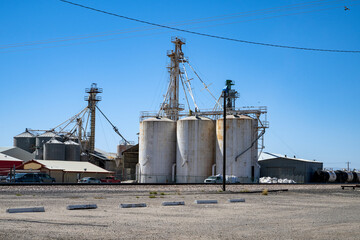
[44,139,65,160]
[216,115,259,182]
[13,130,36,153]
[176,116,215,183]
[64,140,81,161]
[138,117,176,183]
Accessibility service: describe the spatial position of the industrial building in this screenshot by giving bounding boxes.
[0,146,34,162]
[137,37,268,183]
[19,160,112,183]
[11,83,129,177]
[259,152,323,183]
[118,144,138,181]
[0,153,23,175]
[8,37,269,184]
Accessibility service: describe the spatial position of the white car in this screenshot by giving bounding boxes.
[78,177,100,183]
[204,175,240,183]
[204,175,223,183]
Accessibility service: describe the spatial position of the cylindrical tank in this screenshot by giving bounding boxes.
[335,170,348,183]
[44,139,65,160]
[344,171,354,182]
[215,115,259,183]
[139,117,176,183]
[36,131,61,159]
[353,171,360,183]
[13,130,36,153]
[64,140,81,161]
[176,116,215,183]
[313,170,337,182]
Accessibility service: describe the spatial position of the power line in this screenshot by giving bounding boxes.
[60,0,360,53]
[1,0,349,50]
[1,0,354,51]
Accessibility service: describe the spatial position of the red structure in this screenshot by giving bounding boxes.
[0,153,23,175]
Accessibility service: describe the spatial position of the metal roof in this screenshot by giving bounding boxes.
[64,140,79,145]
[179,116,213,121]
[14,131,35,138]
[33,160,112,173]
[45,139,63,144]
[93,148,117,160]
[0,153,23,162]
[0,146,35,162]
[259,152,322,163]
[38,131,60,138]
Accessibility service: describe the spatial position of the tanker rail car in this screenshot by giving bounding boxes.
[314,169,360,183]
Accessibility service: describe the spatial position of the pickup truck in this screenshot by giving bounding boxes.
[204,175,240,183]
[100,176,121,183]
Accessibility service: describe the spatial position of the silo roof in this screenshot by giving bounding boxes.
[143,117,174,122]
[45,139,63,144]
[218,115,254,120]
[179,116,213,121]
[14,131,35,138]
[64,140,79,145]
[38,131,60,138]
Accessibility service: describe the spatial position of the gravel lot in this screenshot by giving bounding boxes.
[0,184,359,239]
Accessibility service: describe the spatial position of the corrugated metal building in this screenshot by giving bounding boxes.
[89,148,118,170]
[121,144,138,180]
[19,160,112,183]
[0,146,35,162]
[259,152,323,183]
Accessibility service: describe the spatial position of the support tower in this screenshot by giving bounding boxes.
[85,83,102,158]
[164,37,186,120]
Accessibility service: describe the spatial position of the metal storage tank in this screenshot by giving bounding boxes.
[13,130,36,153]
[353,171,360,183]
[139,117,176,183]
[64,140,81,161]
[215,115,259,183]
[176,116,215,183]
[44,139,65,160]
[36,131,61,159]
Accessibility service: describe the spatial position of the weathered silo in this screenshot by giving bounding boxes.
[215,115,259,183]
[176,116,215,183]
[139,117,176,183]
[64,140,81,161]
[13,130,36,153]
[36,131,61,159]
[44,139,65,160]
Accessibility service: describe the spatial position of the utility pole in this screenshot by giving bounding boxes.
[346,161,351,171]
[85,83,102,161]
[166,37,185,120]
[222,83,229,192]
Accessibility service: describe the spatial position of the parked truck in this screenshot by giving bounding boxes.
[100,176,121,183]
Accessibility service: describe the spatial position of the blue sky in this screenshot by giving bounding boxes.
[0,0,359,170]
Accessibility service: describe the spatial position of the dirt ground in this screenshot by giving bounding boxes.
[0,184,359,240]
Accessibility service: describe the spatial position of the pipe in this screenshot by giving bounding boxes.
[212,164,216,176]
[172,163,176,182]
[135,163,140,183]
